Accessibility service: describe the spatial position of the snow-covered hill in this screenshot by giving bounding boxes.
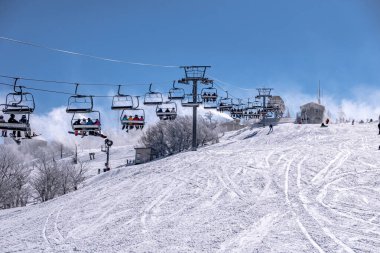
[1,123,379,252]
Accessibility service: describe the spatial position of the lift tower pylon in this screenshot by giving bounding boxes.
[178,66,213,151]
[255,88,273,126]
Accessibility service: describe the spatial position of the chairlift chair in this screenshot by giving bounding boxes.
[156,101,177,120]
[181,94,202,107]
[111,85,134,110]
[230,100,245,119]
[66,84,94,113]
[144,83,163,105]
[71,111,102,132]
[168,81,185,100]
[1,80,35,114]
[0,113,31,132]
[201,85,218,109]
[201,86,218,102]
[217,91,234,112]
[120,108,145,130]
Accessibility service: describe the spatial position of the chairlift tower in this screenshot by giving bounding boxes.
[255,88,273,126]
[178,66,213,151]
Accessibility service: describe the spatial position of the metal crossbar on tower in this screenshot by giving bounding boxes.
[178,66,212,151]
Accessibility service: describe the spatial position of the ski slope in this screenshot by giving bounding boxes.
[0,123,379,252]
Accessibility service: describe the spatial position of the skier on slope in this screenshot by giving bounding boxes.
[378,122,380,135]
[269,124,273,133]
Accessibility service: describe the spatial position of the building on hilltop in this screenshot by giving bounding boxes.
[297,102,325,124]
[134,147,158,164]
[296,81,326,124]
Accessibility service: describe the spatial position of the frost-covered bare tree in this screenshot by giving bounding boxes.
[69,159,88,191]
[0,146,31,209]
[58,161,73,195]
[140,116,219,157]
[31,151,61,202]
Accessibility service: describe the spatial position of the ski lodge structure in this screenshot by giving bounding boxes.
[134,147,158,164]
[298,102,325,124]
[296,82,326,124]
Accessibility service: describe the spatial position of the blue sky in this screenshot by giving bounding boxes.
[1,0,380,115]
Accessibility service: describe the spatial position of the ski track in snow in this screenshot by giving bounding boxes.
[1,123,380,252]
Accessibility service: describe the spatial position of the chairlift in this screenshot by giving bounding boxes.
[201,85,218,102]
[66,84,94,113]
[156,101,177,120]
[120,108,145,131]
[168,81,185,100]
[144,83,163,105]
[1,78,35,114]
[230,99,245,119]
[181,94,202,107]
[111,85,134,110]
[201,84,218,109]
[71,111,102,133]
[243,99,261,119]
[0,112,32,133]
[245,98,261,110]
[217,91,233,112]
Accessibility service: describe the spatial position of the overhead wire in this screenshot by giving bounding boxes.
[0,74,161,87]
[0,37,261,101]
[0,81,140,98]
[0,36,180,68]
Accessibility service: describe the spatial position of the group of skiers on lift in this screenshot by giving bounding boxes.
[73,118,101,127]
[121,114,144,132]
[0,114,30,138]
[72,118,101,136]
[157,108,176,120]
[203,92,217,102]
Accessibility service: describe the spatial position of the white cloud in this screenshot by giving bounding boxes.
[282,86,380,121]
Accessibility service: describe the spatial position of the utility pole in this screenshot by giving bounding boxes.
[178,66,213,151]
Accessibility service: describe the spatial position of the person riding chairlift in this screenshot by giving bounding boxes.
[122,115,128,130]
[86,118,94,125]
[127,116,133,130]
[212,93,217,102]
[0,115,7,137]
[19,115,30,138]
[129,115,139,129]
[73,119,81,135]
[8,114,21,138]
[79,118,87,136]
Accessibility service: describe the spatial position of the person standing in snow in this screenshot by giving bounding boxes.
[378,122,380,135]
[269,124,273,133]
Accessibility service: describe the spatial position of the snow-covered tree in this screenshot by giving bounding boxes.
[140,116,219,157]
[0,146,31,209]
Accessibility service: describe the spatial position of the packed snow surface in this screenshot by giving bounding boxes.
[1,123,379,252]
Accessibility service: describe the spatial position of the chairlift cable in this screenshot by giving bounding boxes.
[0,74,158,87]
[0,82,144,98]
[0,36,180,68]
